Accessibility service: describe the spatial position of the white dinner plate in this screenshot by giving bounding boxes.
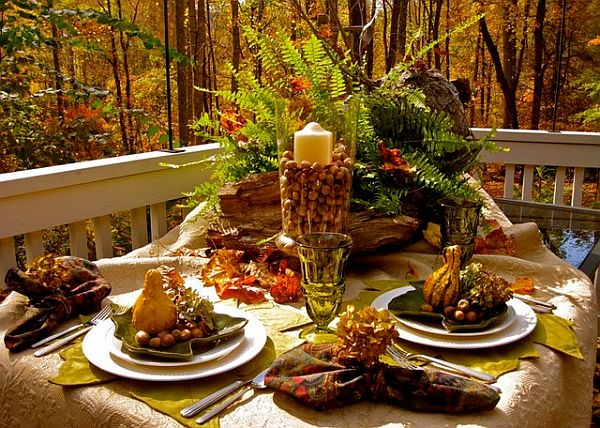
[373,285,517,337]
[82,307,267,381]
[371,288,537,349]
[107,306,246,367]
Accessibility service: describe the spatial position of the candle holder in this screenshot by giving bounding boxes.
[275,98,359,254]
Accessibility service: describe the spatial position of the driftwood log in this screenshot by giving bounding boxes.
[207,171,422,254]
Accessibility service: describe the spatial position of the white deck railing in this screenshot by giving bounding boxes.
[1,129,599,283]
[473,128,600,206]
[0,143,220,281]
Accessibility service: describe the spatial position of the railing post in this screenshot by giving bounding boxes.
[69,221,89,258]
[24,231,44,262]
[553,166,567,205]
[0,237,16,288]
[130,207,149,250]
[92,215,113,259]
[572,167,585,207]
[150,203,168,242]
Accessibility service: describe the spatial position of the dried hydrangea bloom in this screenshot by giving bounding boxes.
[335,305,399,368]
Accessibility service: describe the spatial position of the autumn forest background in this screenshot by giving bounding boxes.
[2,0,600,258]
[1,0,599,175]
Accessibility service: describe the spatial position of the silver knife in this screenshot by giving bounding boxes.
[412,353,496,383]
[195,369,268,425]
[180,379,248,418]
[33,326,92,357]
[181,368,268,418]
[31,324,85,348]
[514,294,557,310]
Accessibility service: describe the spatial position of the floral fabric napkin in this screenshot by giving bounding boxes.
[4,256,111,351]
[265,342,500,413]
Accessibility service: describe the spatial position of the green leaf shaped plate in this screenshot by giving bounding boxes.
[111,308,248,361]
[387,281,512,334]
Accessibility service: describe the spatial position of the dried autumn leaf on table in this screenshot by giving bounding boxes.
[242,261,277,288]
[200,248,303,305]
[200,249,270,304]
[510,276,536,294]
[160,266,185,290]
[217,276,267,304]
[474,219,516,256]
[270,260,302,304]
[200,249,245,288]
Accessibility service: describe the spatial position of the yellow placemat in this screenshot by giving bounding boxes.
[51,339,118,385]
[530,313,584,359]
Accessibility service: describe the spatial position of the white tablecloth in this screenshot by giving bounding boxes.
[1,199,596,428]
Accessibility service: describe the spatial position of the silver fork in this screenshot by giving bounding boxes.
[386,345,496,383]
[31,305,113,349]
[33,305,114,357]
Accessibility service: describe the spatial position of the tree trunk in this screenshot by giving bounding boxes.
[479,16,519,128]
[347,0,367,64]
[205,0,218,112]
[364,0,375,78]
[386,0,401,73]
[117,0,136,152]
[325,0,340,45]
[471,31,481,126]
[397,0,408,60]
[47,0,65,125]
[432,0,443,71]
[444,0,450,79]
[174,0,189,145]
[106,0,129,153]
[196,0,210,115]
[530,0,546,129]
[231,0,240,92]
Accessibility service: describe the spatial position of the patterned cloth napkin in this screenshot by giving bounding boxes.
[4,256,111,351]
[265,342,500,413]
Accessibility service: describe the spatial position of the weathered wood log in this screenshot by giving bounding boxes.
[208,171,422,254]
[384,68,472,138]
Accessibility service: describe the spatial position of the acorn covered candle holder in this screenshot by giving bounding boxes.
[275,99,359,253]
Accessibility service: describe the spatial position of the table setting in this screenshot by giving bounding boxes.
[0,186,596,428]
[0,75,597,427]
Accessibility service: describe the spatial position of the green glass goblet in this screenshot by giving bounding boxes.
[296,232,353,340]
[439,198,482,266]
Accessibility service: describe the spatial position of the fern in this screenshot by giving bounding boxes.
[188,28,355,211]
[188,26,494,220]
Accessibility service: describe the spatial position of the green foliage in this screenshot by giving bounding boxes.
[572,75,600,130]
[188,28,499,218]
[189,29,357,210]
[354,86,501,214]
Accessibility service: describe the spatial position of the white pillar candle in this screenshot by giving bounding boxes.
[293,122,332,165]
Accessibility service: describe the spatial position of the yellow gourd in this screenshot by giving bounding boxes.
[422,245,462,311]
[132,269,178,334]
